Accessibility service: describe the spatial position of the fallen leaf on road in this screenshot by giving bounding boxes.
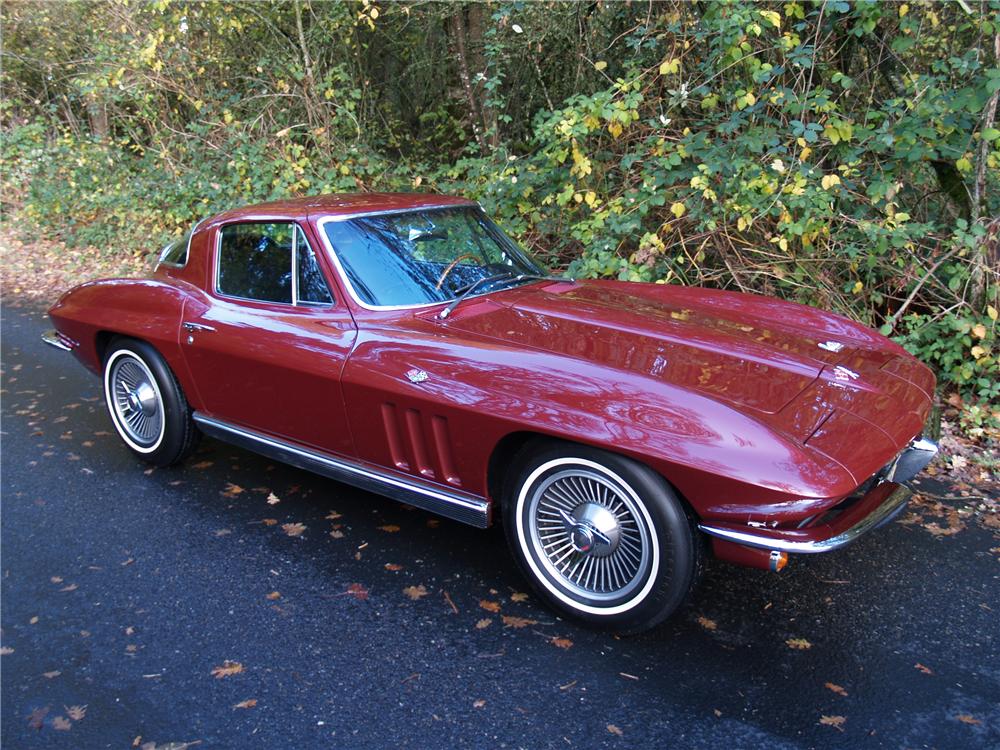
[30,616,39,624]
[956,714,981,725]
[233,699,257,710]
[27,706,49,730]
[266,493,280,505]
[501,615,537,629]
[211,661,244,678]
[426,519,440,528]
[384,563,403,571]
[66,705,86,721]
[214,529,231,537]
[786,638,812,650]
[479,600,500,613]
[329,529,344,539]
[403,585,428,600]
[222,483,244,497]
[52,716,72,731]
[0,646,13,655]
[825,682,848,697]
[697,616,717,631]
[550,637,573,649]
[281,523,306,537]
[262,518,278,526]
[191,461,214,470]
[607,724,623,736]
[325,511,342,520]
[42,671,61,679]
[914,663,933,674]
[266,591,281,600]
[60,583,78,592]
[50,576,63,584]
[346,583,369,600]
[510,592,528,602]
[377,524,400,533]
[819,715,846,731]
[473,699,486,709]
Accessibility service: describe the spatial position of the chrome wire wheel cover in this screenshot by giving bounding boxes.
[527,466,653,603]
[107,353,164,449]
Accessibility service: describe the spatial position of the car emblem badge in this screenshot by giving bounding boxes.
[832,365,859,382]
[818,341,844,353]
[406,369,429,384]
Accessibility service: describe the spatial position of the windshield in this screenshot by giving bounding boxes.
[321,207,546,308]
[157,229,193,266]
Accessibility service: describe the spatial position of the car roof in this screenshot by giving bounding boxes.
[205,192,478,225]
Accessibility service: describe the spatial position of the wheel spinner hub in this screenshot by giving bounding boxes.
[560,503,621,557]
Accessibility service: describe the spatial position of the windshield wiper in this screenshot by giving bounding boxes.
[438,274,512,319]
[438,273,575,320]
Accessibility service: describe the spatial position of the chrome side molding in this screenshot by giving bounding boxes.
[192,413,490,528]
[41,329,77,351]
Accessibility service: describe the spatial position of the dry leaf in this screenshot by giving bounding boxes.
[426,519,440,528]
[0,646,13,655]
[824,682,848,697]
[607,724,623,736]
[27,706,49,730]
[786,638,812,650]
[479,600,501,613]
[475,618,492,629]
[501,615,538,629]
[233,699,257,710]
[377,524,400,533]
[222,483,244,497]
[956,714,981,725]
[403,585,428,600]
[472,699,486,709]
[281,522,306,537]
[42,670,61,679]
[819,715,846,731]
[550,637,574,649]
[262,518,278,526]
[510,592,528,602]
[697,616,718,631]
[52,716,72,731]
[384,563,403,571]
[325,511,342,520]
[191,461,213,470]
[329,529,345,539]
[30,616,39,624]
[60,583,78,592]
[346,583,369,600]
[914,663,933,674]
[50,576,63,584]
[266,493,280,505]
[65,705,86,721]
[266,591,281,600]
[211,661,244,678]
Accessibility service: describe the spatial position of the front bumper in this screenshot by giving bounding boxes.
[41,329,78,352]
[699,436,938,554]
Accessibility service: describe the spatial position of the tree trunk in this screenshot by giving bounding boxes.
[970,32,1000,310]
[450,8,486,150]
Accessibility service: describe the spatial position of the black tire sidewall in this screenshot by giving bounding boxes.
[502,442,698,633]
[103,339,190,466]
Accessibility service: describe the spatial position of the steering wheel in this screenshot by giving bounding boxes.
[435,253,480,290]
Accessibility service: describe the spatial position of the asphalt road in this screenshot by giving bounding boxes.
[2,303,998,750]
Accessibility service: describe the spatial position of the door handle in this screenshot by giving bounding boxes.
[183,322,216,333]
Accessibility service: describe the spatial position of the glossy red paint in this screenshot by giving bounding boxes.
[47,193,936,564]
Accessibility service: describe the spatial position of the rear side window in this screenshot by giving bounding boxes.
[158,229,193,267]
[217,222,333,306]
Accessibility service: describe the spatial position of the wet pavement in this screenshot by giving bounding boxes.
[2,304,998,749]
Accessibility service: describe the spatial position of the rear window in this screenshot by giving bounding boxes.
[157,230,193,267]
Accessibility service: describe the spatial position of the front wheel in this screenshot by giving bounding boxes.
[502,442,702,634]
[103,339,199,467]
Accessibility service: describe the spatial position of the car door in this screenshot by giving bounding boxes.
[179,220,357,457]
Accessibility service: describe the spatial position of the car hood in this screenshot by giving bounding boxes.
[440,279,932,475]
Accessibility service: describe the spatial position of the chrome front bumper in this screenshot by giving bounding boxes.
[699,436,939,555]
[41,329,77,352]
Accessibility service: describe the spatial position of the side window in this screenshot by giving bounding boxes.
[218,223,294,303]
[158,229,193,267]
[217,222,333,306]
[295,226,334,305]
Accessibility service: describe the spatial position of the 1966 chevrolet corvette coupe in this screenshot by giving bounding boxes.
[45,192,939,632]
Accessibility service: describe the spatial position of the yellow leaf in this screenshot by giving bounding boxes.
[608,120,623,139]
[670,202,686,219]
[659,58,680,76]
[594,60,607,71]
[988,305,998,321]
[819,715,846,731]
[970,345,986,358]
[737,215,749,232]
[786,637,812,649]
[852,281,863,294]
[369,6,379,19]
[211,661,244,678]
[972,323,987,339]
[800,146,812,161]
[899,3,909,17]
[778,237,789,252]
[584,191,597,207]
[759,10,781,28]
[821,174,841,190]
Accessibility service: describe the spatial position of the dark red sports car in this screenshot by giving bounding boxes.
[45,193,938,632]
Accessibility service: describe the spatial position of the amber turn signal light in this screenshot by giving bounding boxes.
[769,550,789,572]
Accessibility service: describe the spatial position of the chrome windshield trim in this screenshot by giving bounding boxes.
[192,413,490,528]
[319,203,476,223]
[41,329,76,351]
[698,484,912,554]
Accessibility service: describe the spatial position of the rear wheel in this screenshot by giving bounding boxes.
[103,339,199,466]
[502,442,702,633]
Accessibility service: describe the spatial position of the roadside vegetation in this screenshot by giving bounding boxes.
[1,0,997,438]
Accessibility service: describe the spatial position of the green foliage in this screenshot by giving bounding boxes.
[2,0,999,428]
